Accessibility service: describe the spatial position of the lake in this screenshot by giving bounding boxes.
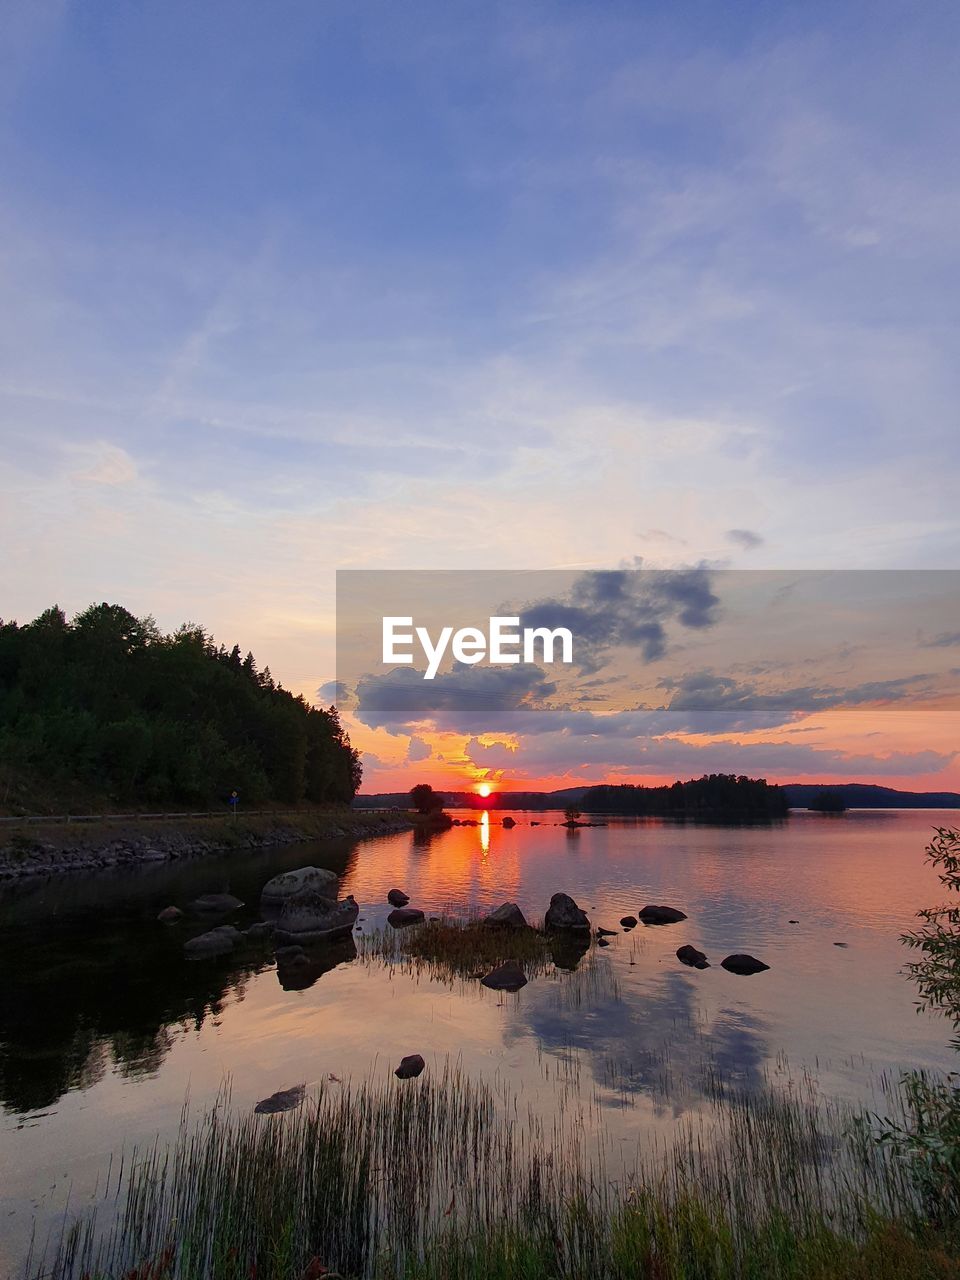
[0,808,957,1273]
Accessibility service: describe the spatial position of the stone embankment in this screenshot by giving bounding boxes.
[0,811,412,882]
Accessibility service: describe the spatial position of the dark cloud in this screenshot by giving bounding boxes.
[923,631,960,648]
[355,662,557,735]
[516,565,720,673]
[726,529,764,550]
[317,679,353,707]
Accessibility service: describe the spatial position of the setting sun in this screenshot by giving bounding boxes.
[476,782,493,798]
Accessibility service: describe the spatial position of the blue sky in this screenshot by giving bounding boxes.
[1,0,958,722]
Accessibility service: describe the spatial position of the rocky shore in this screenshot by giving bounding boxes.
[0,811,412,882]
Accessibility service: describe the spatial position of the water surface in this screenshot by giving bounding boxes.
[0,809,956,1272]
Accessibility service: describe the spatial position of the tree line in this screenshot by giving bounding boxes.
[0,603,361,810]
[580,773,789,820]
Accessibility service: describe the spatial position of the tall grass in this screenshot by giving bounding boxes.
[28,1061,959,1280]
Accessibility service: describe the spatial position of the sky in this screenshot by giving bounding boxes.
[1,1,958,792]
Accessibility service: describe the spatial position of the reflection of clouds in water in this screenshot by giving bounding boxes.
[510,965,770,1115]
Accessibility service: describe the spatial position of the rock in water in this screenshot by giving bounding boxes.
[387,888,410,907]
[184,925,241,957]
[597,938,610,947]
[544,892,590,932]
[157,905,183,924]
[483,902,528,929]
[638,905,687,925]
[676,944,710,969]
[254,1084,305,1114]
[721,954,770,975]
[261,867,340,909]
[596,927,617,937]
[502,816,516,828]
[188,893,244,915]
[620,915,638,928]
[388,907,426,927]
[480,960,527,991]
[274,893,358,945]
[395,1054,426,1079]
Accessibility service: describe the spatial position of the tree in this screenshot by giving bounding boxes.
[564,804,582,823]
[410,783,444,815]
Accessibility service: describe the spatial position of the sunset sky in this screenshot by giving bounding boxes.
[1,2,958,792]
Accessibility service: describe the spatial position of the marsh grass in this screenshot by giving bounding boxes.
[29,1060,960,1280]
[357,917,556,982]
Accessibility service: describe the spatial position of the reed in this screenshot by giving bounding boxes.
[29,1061,959,1280]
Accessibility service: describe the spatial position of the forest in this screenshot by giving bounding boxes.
[580,773,789,820]
[0,603,361,811]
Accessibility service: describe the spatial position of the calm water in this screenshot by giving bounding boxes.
[0,809,957,1272]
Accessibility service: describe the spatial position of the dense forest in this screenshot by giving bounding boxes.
[0,604,361,812]
[580,774,789,820]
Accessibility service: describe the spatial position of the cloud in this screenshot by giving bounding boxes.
[405,735,432,762]
[725,528,764,550]
[923,632,960,649]
[516,565,720,673]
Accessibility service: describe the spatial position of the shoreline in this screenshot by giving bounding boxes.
[0,809,413,883]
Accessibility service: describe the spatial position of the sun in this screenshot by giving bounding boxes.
[476,782,493,798]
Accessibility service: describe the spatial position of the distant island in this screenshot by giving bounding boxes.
[355,780,960,812]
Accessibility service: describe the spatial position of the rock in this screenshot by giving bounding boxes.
[387,888,410,907]
[188,893,244,915]
[395,1054,426,1079]
[157,906,183,924]
[480,960,527,991]
[788,919,799,924]
[502,816,516,828]
[483,902,528,929]
[276,935,357,991]
[254,1084,305,1114]
[721,954,770,975]
[274,893,359,945]
[677,944,710,969]
[245,921,274,939]
[544,892,590,932]
[620,915,638,928]
[388,907,426,927]
[531,821,540,826]
[597,938,610,947]
[184,925,241,957]
[596,927,617,937]
[833,942,849,948]
[638,905,687,925]
[261,866,339,908]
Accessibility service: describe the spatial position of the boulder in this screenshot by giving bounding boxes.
[189,893,244,915]
[395,1054,426,1079]
[502,816,516,828]
[483,902,528,929]
[620,916,638,928]
[157,905,183,924]
[274,893,358,945]
[597,938,610,947]
[388,907,426,927]
[638,905,687,925]
[387,888,410,907]
[596,927,617,937]
[721,954,769,975]
[245,921,274,939]
[261,866,340,909]
[480,960,527,991]
[254,1084,305,1115]
[184,925,241,957]
[544,892,590,932]
[676,944,710,970]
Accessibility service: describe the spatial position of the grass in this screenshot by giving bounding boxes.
[358,916,557,981]
[28,1062,960,1280]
